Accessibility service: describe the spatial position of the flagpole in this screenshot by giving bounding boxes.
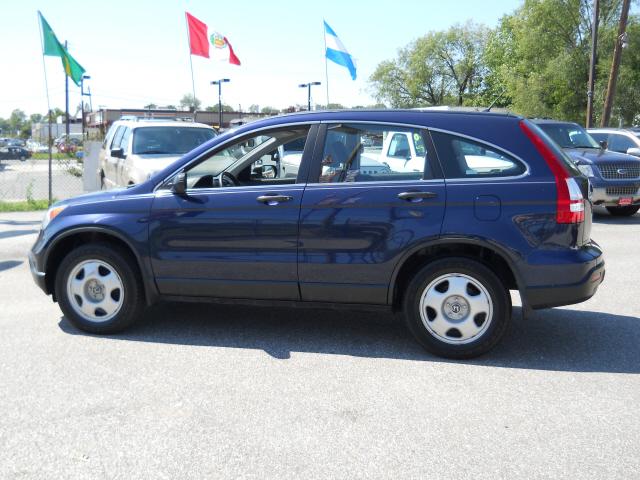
[37,11,53,205]
[185,12,197,108]
[323,20,330,106]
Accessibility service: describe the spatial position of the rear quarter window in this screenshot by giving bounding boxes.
[430,131,526,179]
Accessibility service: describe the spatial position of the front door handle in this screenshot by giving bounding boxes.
[397,191,438,202]
[256,194,293,205]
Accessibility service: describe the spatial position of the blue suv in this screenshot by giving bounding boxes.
[29,110,605,358]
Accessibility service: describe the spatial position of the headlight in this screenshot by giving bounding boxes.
[41,205,67,230]
[577,165,594,177]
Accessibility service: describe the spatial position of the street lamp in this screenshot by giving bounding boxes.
[211,78,230,130]
[298,82,321,111]
[80,75,91,138]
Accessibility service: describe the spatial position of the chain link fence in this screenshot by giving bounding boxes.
[0,141,101,204]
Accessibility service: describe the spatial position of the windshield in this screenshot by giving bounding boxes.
[537,123,600,149]
[132,126,215,155]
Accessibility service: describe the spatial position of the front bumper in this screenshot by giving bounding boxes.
[591,185,640,207]
[28,249,48,294]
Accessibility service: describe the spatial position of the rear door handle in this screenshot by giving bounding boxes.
[397,191,438,202]
[256,194,293,205]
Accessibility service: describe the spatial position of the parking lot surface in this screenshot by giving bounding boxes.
[0,209,638,479]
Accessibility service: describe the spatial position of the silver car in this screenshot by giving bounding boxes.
[99,119,216,188]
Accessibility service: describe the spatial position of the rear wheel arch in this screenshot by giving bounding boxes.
[389,238,522,309]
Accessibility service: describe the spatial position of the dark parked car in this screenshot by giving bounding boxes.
[29,110,605,358]
[0,146,31,161]
[534,120,640,217]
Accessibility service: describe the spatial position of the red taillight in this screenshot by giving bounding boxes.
[519,121,584,224]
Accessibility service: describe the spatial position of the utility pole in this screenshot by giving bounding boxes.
[64,41,70,141]
[586,0,599,128]
[601,0,631,127]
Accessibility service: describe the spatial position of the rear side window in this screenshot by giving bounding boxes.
[608,134,636,153]
[110,126,125,151]
[316,123,438,183]
[430,131,526,178]
[119,127,131,151]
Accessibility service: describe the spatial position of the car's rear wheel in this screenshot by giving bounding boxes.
[606,205,639,217]
[55,243,144,334]
[403,258,511,359]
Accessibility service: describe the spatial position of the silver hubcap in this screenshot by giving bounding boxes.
[419,273,493,344]
[66,260,124,323]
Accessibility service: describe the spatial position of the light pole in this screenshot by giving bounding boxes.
[80,75,91,138]
[211,78,230,130]
[298,82,321,111]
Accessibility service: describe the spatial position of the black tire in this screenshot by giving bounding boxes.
[606,205,639,217]
[19,155,26,161]
[403,257,511,359]
[55,243,144,334]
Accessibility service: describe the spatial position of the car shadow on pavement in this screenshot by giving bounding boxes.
[0,229,38,240]
[0,219,42,226]
[0,260,23,272]
[58,302,640,374]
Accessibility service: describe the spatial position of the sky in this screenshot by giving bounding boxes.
[0,0,524,119]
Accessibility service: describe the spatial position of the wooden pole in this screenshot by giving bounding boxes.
[586,0,599,128]
[601,0,631,127]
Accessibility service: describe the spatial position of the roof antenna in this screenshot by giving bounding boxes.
[483,88,507,112]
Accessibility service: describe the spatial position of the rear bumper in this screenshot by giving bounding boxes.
[522,242,605,309]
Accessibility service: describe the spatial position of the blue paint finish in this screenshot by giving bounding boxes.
[298,181,446,304]
[29,109,605,312]
[474,195,501,221]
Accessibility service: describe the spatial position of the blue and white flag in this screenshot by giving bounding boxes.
[324,20,357,80]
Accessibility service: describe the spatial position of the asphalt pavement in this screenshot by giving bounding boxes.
[0,209,638,479]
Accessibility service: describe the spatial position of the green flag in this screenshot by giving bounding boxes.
[38,11,86,86]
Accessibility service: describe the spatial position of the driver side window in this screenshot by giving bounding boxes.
[183,127,310,189]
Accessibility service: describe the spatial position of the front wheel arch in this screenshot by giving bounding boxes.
[44,228,154,304]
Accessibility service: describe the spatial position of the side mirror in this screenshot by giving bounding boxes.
[172,172,187,195]
[626,147,640,157]
[111,148,125,159]
[599,140,608,150]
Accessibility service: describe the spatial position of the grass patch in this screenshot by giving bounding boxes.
[0,199,51,212]
[31,152,80,160]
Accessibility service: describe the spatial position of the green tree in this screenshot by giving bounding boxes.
[484,0,626,122]
[369,22,489,107]
[205,104,234,112]
[8,109,27,135]
[179,94,201,112]
[260,106,279,114]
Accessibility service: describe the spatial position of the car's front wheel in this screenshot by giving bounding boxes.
[55,243,144,334]
[606,205,639,217]
[403,258,511,359]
